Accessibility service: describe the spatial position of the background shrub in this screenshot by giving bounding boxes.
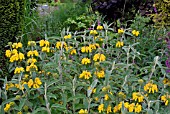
[0,0,25,79]
[91,0,156,23]
[151,0,170,27]
[43,1,90,36]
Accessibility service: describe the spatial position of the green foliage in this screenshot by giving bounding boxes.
[1,13,170,113]
[151,0,170,27]
[0,0,25,78]
[22,0,44,44]
[38,0,52,3]
[43,1,90,36]
[64,14,96,31]
[129,14,169,68]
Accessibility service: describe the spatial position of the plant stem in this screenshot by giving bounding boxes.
[44,83,51,114]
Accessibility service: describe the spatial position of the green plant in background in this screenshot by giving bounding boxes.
[64,13,96,31]
[43,0,91,36]
[151,0,170,27]
[0,0,25,79]
[22,0,48,45]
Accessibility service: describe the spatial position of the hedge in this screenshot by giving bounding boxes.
[0,0,25,79]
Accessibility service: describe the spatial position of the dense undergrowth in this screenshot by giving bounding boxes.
[0,0,170,114]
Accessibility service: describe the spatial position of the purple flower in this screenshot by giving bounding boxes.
[154,7,157,13]
[166,59,170,68]
[167,32,170,37]
[166,69,170,73]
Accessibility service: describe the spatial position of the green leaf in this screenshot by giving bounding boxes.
[147,109,153,114]
[67,94,86,102]
[125,32,133,37]
[51,104,66,110]
[47,93,57,99]
[19,98,26,111]
[154,102,159,111]
[32,107,47,114]
[87,79,98,97]
[47,79,60,88]
[2,97,16,105]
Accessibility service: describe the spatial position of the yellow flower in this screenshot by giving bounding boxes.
[128,103,135,112]
[70,49,76,55]
[27,50,39,57]
[89,44,96,50]
[81,58,91,65]
[102,87,107,92]
[28,41,36,46]
[93,53,106,62]
[28,79,33,88]
[118,102,122,110]
[64,34,72,39]
[44,40,50,47]
[5,83,14,90]
[14,67,24,74]
[98,104,104,113]
[33,83,40,88]
[39,40,49,47]
[5,50,11,57]
[68,47,76,55]
[27,51,34,57]
[94,70,105,78]
[79,70,92,80]
[12,49,18,54]
[106,105,112,114]
[97,25,103,30]
[27,58,37,64]
[144,82,158,93]
[39,40,45,47]
[12,43,17,48]
[113,105,119,113]
[34,77,42,85]
[33,50,39,56]
[161,94,170,106]
[4,103,11,112]
[56,42,61,49]
[17,42,22,48]
[26,63,38,72]
[78,109,88,114]
[94,97,99,102]
[9,102,15,106]
[42,46,50,52]
[18,52,25,61]
[118,28,124,34]
[132,30,140,37]
[118,92,126,99]
[104,94,109,100]
[81,46,92,53]
[92,88,96,93]
[134,103,142,113]
[12,42,22,49]
[90,30,98,35]
[163,78,170,86]
[132,92,144,102]
[10,53,19,62]
[124,102,129,109]
[116,41,124,48]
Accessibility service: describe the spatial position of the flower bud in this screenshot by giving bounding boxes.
[8,42,12,46]
[15,95,21,100]
[138,79,144,85]
[23,105,29,111]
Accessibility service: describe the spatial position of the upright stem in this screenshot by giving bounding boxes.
[44,83,51,114]
[87,98,92,113]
